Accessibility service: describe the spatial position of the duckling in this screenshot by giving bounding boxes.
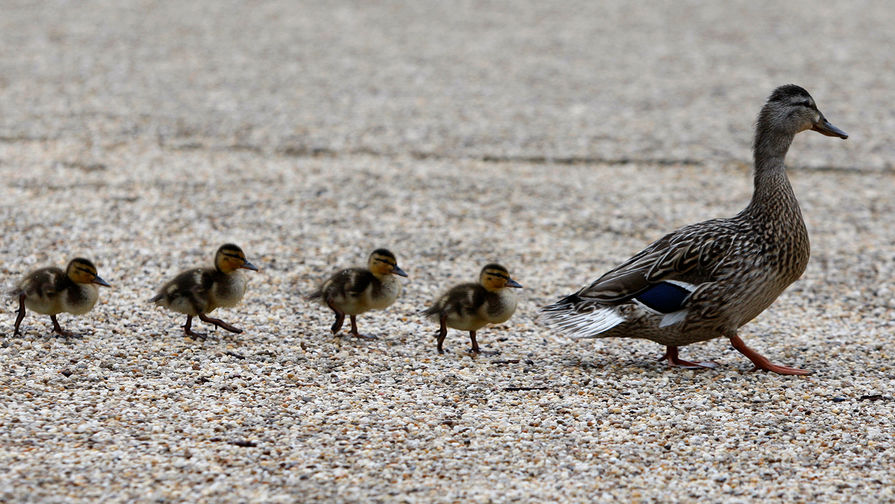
[307,248,408,339]
[540,85,847,375]
[423,263,522,354]
[11,257,111,337]
[150,243,258,339]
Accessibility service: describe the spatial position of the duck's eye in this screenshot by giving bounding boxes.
[796,100,812,108]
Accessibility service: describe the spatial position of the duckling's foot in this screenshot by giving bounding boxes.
[182,315,207,340]
[346,316,376,339]
[468,331,499,356]
[50,316,76,338]
[729,335,810,376]
[184,328,208,340]
[198,313,243,334]
[659,346,718,369]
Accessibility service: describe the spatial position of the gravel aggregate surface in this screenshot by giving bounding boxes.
[1,1,894,503]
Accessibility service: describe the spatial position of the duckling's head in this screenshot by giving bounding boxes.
[368,248,408,278]
[66,258,111,287]
[479,263,522,292]
[214,244,259,274]
[758,85,848,141]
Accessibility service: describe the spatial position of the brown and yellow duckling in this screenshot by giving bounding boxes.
[11,257,111,337]
[150,243,258,339]
[308,248,408,339]
[423,263,522,354]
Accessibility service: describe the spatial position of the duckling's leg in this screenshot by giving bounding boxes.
[50,315,74,337]
[331,313,345,335]
[325,299,345,335]
[182,315,207,340]
[729,335,810,375]
[198,313,243,334]
[469,331,480,353]
[13,294,26,336]
[348,315,377,340]
[658,346,718,369]
[436,316,448,354]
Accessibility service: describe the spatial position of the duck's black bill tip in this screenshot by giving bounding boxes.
[812,119,848,139]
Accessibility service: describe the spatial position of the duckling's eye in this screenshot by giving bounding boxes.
[796,100,812,108]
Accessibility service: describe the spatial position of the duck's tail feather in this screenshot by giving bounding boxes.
[538,294,625,339]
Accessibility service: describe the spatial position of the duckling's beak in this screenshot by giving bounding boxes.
[392,265,408,277]
[93,276,111,287]
[506,278,523,288]
[811,115,848,139]
[241,260,259,271]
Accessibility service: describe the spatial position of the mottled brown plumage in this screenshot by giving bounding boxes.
[540,85,848,374]
[150,244,258,339]
[423,263,522,354]
[308,249,408,338]
[12,257,111,336]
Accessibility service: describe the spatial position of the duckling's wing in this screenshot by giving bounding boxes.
[426,283,484,317]
[15,267,66,299]
[344,269,374,296]
[151,268,214,311]
[313,268,374,301]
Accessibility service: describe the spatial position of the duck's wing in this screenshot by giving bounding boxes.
[540,220,737,337]
[576,219,735,304]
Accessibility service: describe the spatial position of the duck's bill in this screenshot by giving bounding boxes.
[392,265,409,277]
[93,276,111,287]
[241,261,259,271]
[506,278,523,288]
[811,118,848,139]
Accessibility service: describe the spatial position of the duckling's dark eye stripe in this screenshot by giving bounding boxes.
[487,272,510,280]
[222,253,244,260]
[75,267,96,275]
[374,258,396,266]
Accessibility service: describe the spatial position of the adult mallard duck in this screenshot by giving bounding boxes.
[423,263,522,354]
[540,85,847,375]
[308,248,408,339]
[150,243,258,339]
[12,257,111,336]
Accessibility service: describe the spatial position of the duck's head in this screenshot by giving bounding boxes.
[479,263,522,292]
[214,243,259,274]
[759,84,848,140]
[368,248,408,278]
[66,258,111,287]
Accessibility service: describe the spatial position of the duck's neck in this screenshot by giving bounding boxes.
[743,128,800,219]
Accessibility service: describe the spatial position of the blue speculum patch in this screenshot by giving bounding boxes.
[634,282,691,313]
